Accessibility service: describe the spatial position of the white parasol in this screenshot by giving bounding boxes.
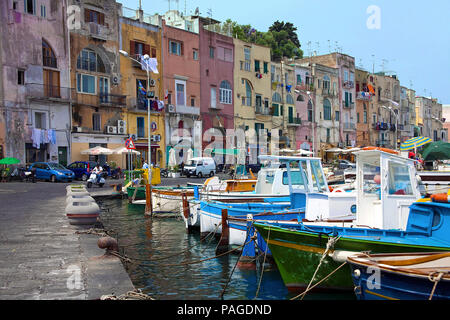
[81,146,113,155]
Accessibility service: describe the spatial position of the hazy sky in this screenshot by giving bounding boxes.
[119,0,450,103]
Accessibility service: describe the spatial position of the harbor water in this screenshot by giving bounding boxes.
[98,197,355,300]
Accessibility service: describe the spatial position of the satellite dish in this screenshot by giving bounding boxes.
[194,7,199,15]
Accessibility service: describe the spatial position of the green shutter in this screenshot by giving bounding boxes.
[255,60,260,72]
[345,92,349,107]
[272,104,279,116]
[263,62,268,74]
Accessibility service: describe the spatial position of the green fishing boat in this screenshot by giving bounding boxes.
[254,149,450,292]
[126,185,195,200]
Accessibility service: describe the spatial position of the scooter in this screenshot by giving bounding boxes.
[86,172,105,188]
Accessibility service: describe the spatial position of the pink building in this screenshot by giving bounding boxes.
[293,65,313,151]
[162,20,201,159]
[198,19,234,162]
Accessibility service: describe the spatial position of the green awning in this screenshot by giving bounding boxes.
[204,148,243,156]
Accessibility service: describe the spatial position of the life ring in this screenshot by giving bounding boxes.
[362,147,398,155]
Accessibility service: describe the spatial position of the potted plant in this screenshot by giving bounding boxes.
[169,164,180,178]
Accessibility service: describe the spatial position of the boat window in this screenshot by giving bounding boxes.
[388,162,413,195]
[282,170,305,189]
[310,160,327,192]
[363,163,380,195]
[265,171,275,184]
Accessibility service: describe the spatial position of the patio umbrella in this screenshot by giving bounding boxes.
[421,141,450,161]
[112,147,141,155]
[81,146,113,155]
[400,137,432,152]
[168,148,177,168]
[186,148,194,162]
[295,149,314,156]
[325,148,344,153]
[0,157,20,165]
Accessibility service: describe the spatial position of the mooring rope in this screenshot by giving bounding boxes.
[428,271,446,300]
[254,226,271,299]
[100,289,154,300]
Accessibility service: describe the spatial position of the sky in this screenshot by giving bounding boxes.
[119,0,450,104]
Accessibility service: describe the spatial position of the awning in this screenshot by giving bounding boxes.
[204,148,242,155]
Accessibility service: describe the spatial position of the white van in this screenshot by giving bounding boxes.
[183,157,216,178]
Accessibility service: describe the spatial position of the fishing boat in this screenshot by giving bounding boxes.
[196,155,357,248]
[348,252,450,300]
[253,148,450,292]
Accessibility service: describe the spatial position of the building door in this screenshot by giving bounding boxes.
[58,147,68,167]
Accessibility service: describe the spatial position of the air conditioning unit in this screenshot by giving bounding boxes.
[168,104,176,113]
[129,133,138,141]
[75,126,82,133]
[117,120,126,134]
[112,75,120,85]
[153,134,161,142]
[107,126,117,134]
[149,79,156,87]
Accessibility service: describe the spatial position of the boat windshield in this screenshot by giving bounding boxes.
[388,161,413,195]
[282,170,305,189]
[310,160,328,193]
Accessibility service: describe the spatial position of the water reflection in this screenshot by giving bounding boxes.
[99,198,354,300]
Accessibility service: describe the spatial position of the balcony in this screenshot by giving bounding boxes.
[26,83,71,101]
[287,117,302,126]
[322,89,336,98]
[88,22,108,41]
[342,81,354,89]
[72,89,125,107]
[174,104,200,116]
[356,91,372,101]
[255,106,271,115]
[343,122,356,131]
[376,140,392,148]
[343,101,355,108]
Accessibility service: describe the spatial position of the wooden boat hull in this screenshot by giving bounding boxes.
[348,252,450,300]
[254,221,450,292]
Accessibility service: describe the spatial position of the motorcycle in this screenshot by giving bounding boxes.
[160,168,168,178]
[10,167,35,182]
[86,172,105,188]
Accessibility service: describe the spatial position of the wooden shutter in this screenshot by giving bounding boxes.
[129,41,135,56]
[84,9,90,23]
[151,47,157,58]
[99,12,105,25]
[144,44,150,56]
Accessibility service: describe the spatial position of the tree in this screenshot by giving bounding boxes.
[269,20,301,48]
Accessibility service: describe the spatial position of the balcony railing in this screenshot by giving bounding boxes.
[322,89,336,97]
[343,101,355,108]
[88,22,108,40]
[288,117,302,126]
[256,106,271,115]
[72,89,125,107]
[356,91,372,101]
[342,81,354,89]
[26,83,71,101]
[99,93,127,106]
[343,122,356,131]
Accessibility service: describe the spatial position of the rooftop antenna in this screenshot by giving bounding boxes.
[175,0,179,12]
[166,0,171,11]
[371,54,375,75]
[327,40,331,53]
[194,7,199,15]
[315,42,320,55]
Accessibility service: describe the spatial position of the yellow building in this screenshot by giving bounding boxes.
[233,39,272,155]
[119,15,165,167]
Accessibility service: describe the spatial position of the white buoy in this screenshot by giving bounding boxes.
[67,189,90,197]
[66,201,100,225]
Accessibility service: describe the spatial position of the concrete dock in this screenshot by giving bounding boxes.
[0,181,134,300]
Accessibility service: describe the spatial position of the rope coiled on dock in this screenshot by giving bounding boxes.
[100,289,154,300]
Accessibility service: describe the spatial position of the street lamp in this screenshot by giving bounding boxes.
[120,50,152,183]
[381,105,399,150]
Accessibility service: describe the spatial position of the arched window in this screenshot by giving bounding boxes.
[307,100,313,121]
[42,40,57,68]
[76,48,105,73]
[286,94,294,105]
[219,80,232,104]
[272,92,282,103]
[323,98,331,120]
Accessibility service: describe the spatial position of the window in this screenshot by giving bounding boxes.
[286,94,294,105]
[244,80,252,106]
[364,111,367,123]
[344,70,349,82]
[388,162,413,195]
[190,97,195,107]
[326,128,331,143]
[42,40,57,68]
[272,92,282,103]
[193,49,198,60]
[307,100,313,122]
[255,60,260,72]
[263,62,268,74]
[92,114,101,131]
[219,80,232,104]
[210,87,216,108]
[296,74,302,84]
[323,99,331,120]
[43,69,60,98]
[244,48,251,71]
[99,77,109,103]
[13,1,18,10]
[217,47,232,62]
[335,111,340,121]
[17,69,25,85]
[175,80,186,106]
[170,41,182,56]
[40,5,46,18]
[209,46,215,58]
[25,0,35,14]
[77,74,96,94]
[255,95,262,108]
[357,113,360,123]
[323,75,330,89]
[84,9,105,25]
[137,117,145,138]
[34,112,46,129]
[76,49,105,73]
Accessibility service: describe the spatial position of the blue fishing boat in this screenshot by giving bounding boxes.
[348,251,450,300]
[253,148,450,291]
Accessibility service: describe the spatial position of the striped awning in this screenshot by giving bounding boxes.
[399,136,432,151]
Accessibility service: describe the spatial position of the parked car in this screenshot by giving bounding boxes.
[67,161,98,181]
[183,157,216,178]
[29,162,74,182]
[338,159,356,170]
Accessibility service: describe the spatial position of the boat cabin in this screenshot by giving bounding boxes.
[259,155,356,221]
[355,149,421,230]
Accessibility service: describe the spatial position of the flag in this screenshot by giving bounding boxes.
[140,55,159,74]
[138,80,146,96]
